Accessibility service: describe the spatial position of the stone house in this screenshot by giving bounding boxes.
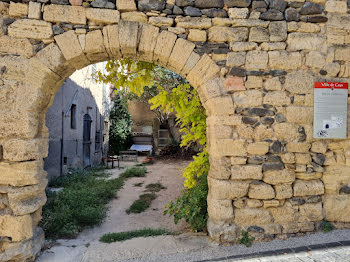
[44,63,112,180]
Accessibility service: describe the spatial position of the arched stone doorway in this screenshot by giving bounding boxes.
[1,0,350,260]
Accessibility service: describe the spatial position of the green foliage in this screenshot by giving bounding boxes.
[100,228,171,243]
[109,95,133,154]
[42,166,147,239]
[164,173,208,232]
[120,166,147,179]
[321,220,333,233]
[126,193,157,214]
[238,231,255,247]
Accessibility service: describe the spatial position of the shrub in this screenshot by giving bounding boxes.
[164,173,208,232]
[238,231,255,247]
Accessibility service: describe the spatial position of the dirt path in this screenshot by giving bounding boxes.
[37,159,210,262]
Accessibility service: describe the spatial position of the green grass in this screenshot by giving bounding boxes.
[145,182,166,193]
[41,166,147,239]
[100,228,171,243]
[126,193,157,214]
[321,220,333,233]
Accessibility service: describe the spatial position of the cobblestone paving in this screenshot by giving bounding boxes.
[233,245,350,262]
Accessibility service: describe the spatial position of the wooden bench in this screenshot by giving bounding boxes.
[119,150,138,162]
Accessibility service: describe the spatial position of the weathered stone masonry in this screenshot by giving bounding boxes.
[0,0,350,260]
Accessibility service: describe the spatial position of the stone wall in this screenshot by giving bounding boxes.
[0,0,350,261]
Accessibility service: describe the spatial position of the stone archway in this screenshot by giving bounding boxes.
[1,0,350,261]
[0,17,232,260]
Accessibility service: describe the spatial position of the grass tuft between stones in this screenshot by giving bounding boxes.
[126,193,157,214]
[41,166,147,239]
[100,228,171,243]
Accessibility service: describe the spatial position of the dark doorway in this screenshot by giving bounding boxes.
[83,114,92,168]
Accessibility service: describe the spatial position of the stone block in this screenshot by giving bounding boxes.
[3,138,48,162]
[86,8,120,25]
[228,8,249,19]
[286,106,313,124]
[117,0,137,11]
[324,195,350,222]
[207,196,234,222]
[325,0,347,13]
[294,179,324,197]
[270,203,298,223]
[8,19,53,40]
[275,184,293,199]
[119,20,139,57]
[9,2,28,17]
[287,33,325,51]
[263,91,290,106]
[0,215,33,241]
[0,160,47,187]
[226,52,246,67]
[8,180,47,216]
[286,142,311,153]
[245,50,268,70]
[231,165,263,180]
[335,47,350,61]
[247,142,269,155]
[268,51,302,70]
[209,178,250,199]
[263,200,280,208]
[311,141,327,154]
[233,90,263,107]
[211,139,246,157]
[167,38,195,73]
[175,17,212,29]
[54,30,89,69]
[121,11,148,23]
[208,26,248,42]
[224,76,245,92]
[234,208,273,225]
[249,182,275,199]
[281,153,295,164]
[149,17,173,27]
[187,54,220,88]
[43,5,86,25]
[269,21,287,42]
[0,36,34,58]
[28,2,41,20]
[153,30,177,67]
[84,30,107,62]
[245,76,263,89]
[246,199,263,208]
[181,51,200,76]
[188,29,207,42]
[299,202,323,222]
[249,27,269,42]
[305,51,326,69]
[137,24,159,62]
[103,25,122,59]
[285,71,314,94]
[263,169,295,185]
[230,42,258,51]
[260,42,286,50]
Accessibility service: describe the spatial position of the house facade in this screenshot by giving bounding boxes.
[44,62,111,180]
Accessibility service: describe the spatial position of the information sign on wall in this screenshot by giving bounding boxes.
[313,82,348,139]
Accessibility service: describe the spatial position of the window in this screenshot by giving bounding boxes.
[70,104,76,129]
[95,131,101,153]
